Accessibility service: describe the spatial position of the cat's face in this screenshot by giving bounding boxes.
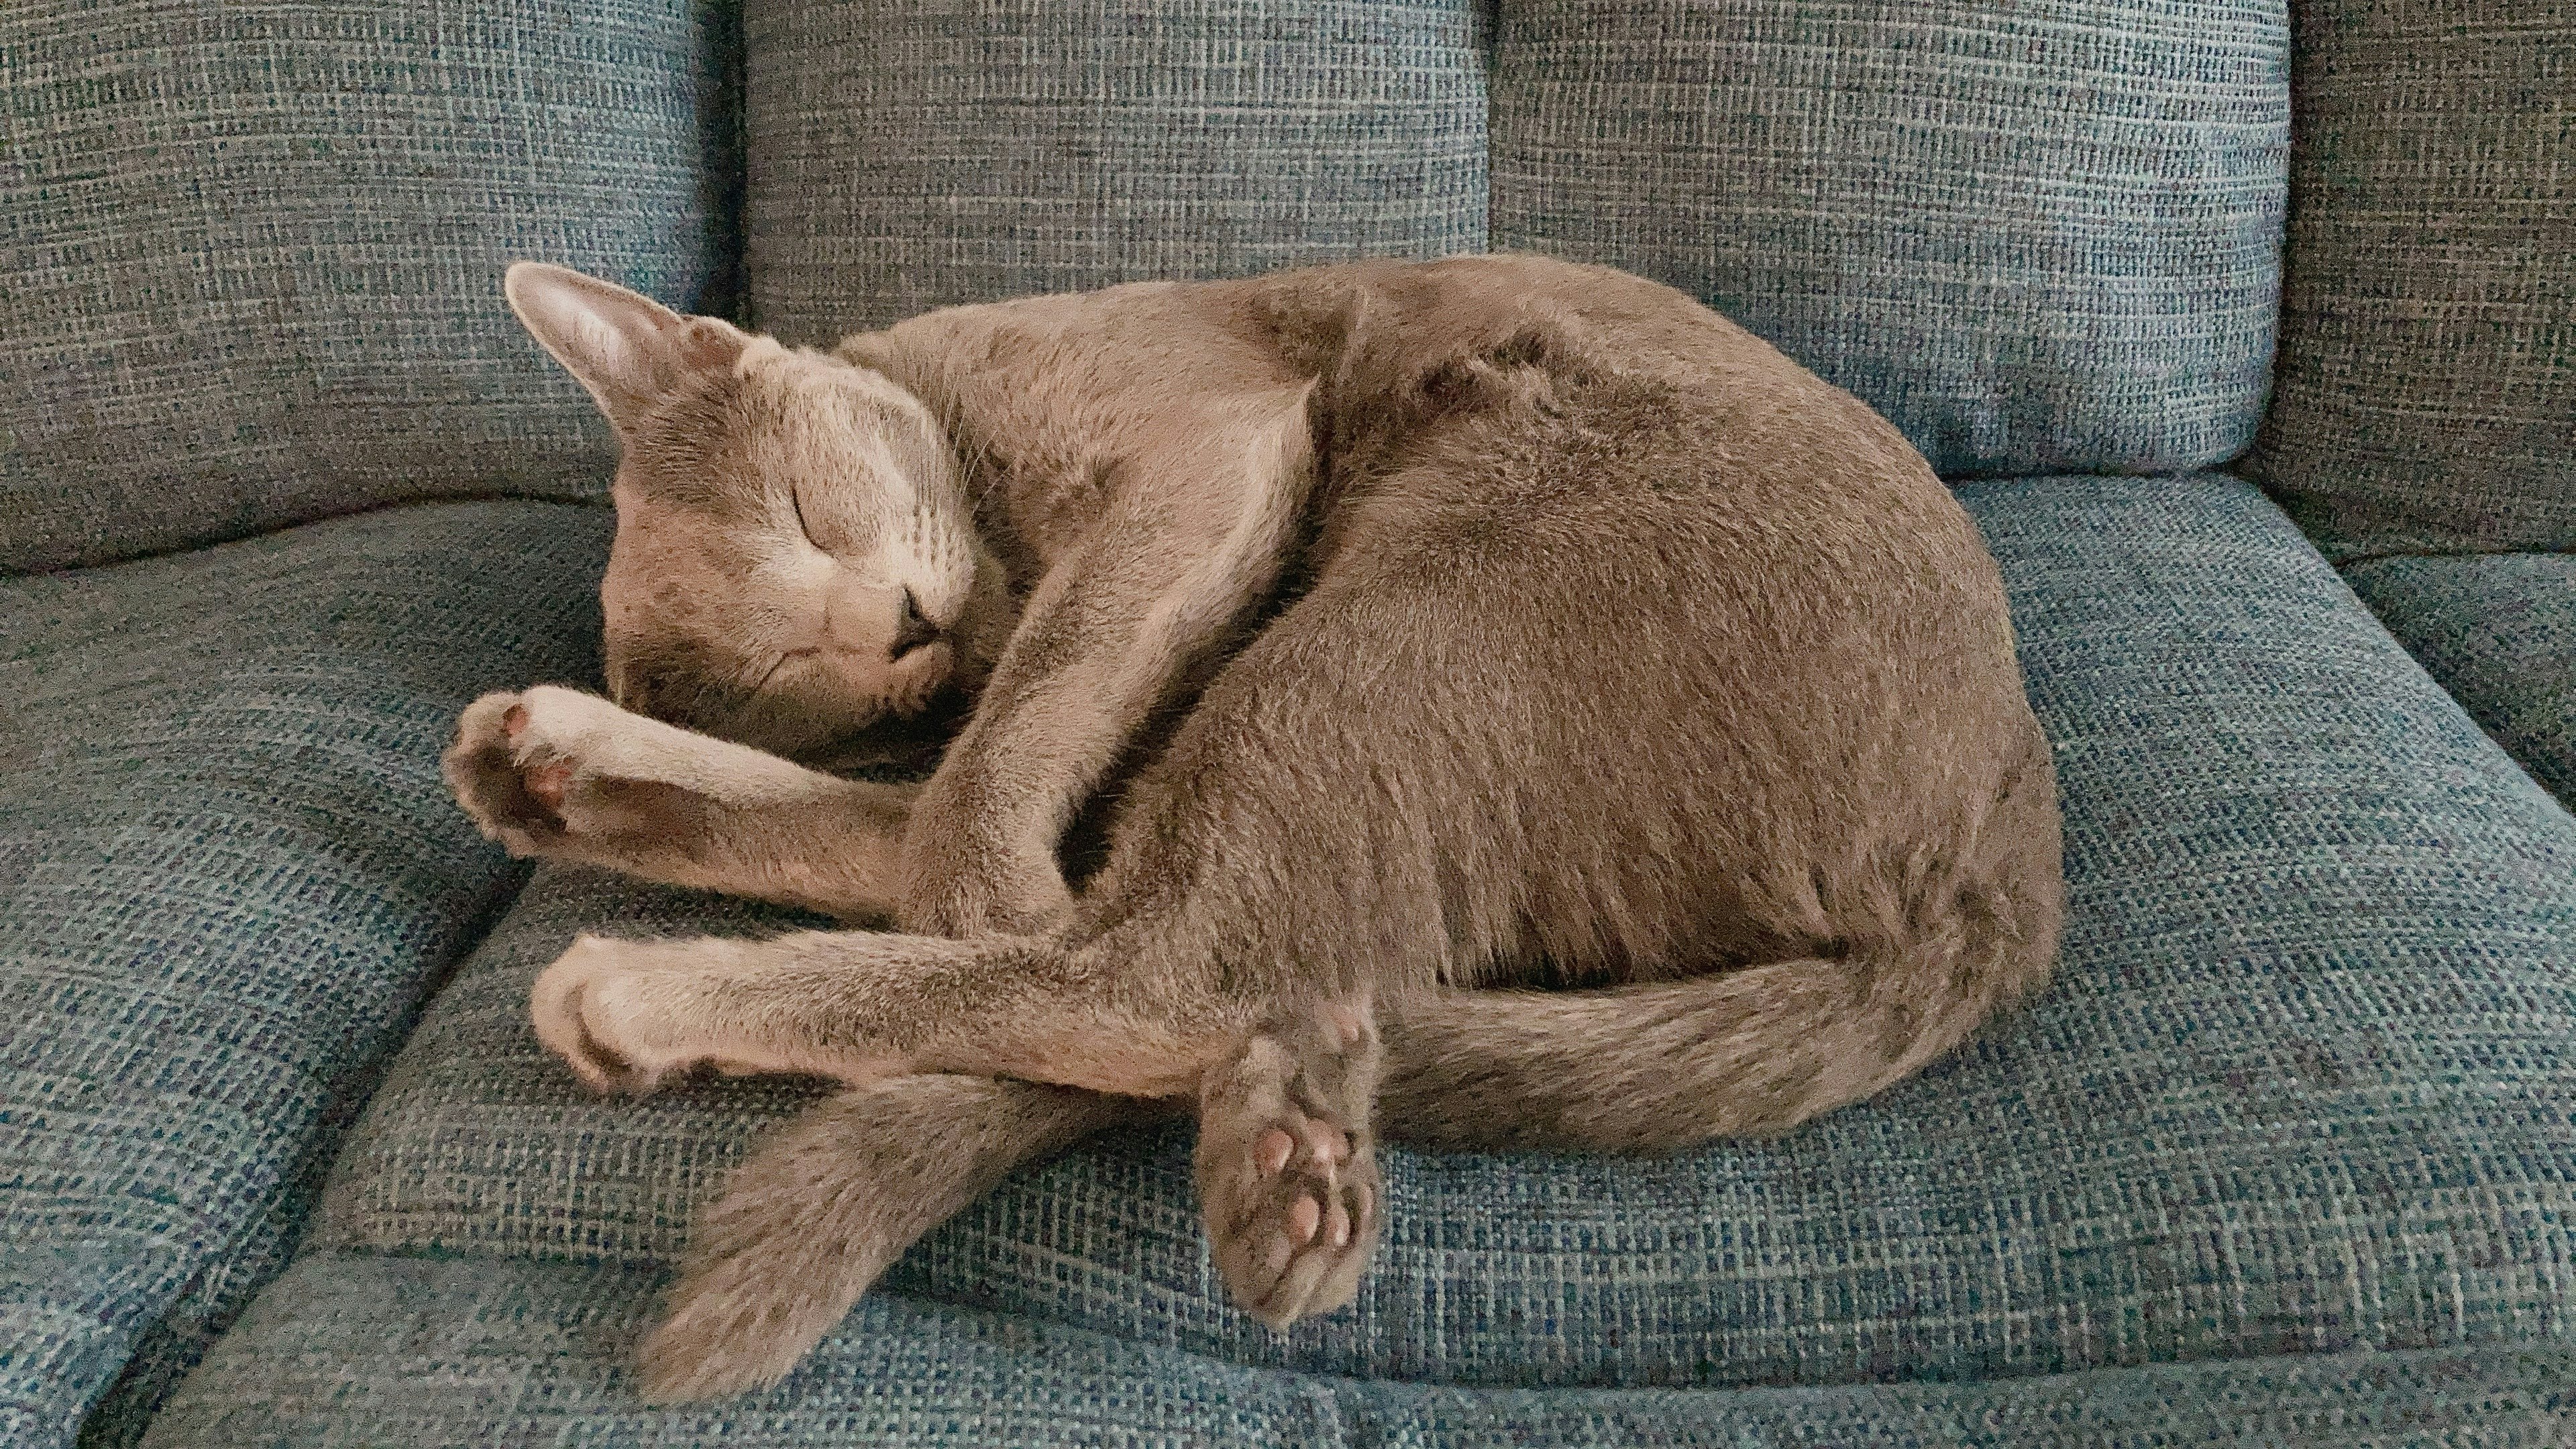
[505,263,1006,759]
[600,341,1010,757]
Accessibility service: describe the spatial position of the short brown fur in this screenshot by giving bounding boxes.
[448,255,2064,1401]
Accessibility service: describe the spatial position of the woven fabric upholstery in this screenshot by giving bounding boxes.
[139,1256,2576,1448]
[0,502,613,1449]
[743,0,1489,343]
[2248,1,2576,559]
[262,476,2576,1426]
[1489,0,2290,479]
[2346,554,2576,807]
[0,0,739,576]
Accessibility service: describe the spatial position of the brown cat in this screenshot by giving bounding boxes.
[444,254,2064,1402]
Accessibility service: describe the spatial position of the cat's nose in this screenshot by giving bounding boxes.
[890,588,941,658]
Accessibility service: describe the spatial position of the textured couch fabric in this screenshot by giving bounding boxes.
[2346,554,2576,807]
[2247,0,2576,559]
[138,476,2576,1440]
[0,0,741,576]
[0,502,612,1448]
[744,0,1491,343]
[1489,0,2291,480]
[136,1256,2576,1447]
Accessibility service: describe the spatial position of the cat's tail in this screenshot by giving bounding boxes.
[637,1075,1146,1403]
[1375,851,2062,1154]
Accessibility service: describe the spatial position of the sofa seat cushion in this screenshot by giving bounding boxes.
[1490,0,2291,478]
[139,1254,2576,1447]
[2345,553,2576,807]
[0,501,613,1448]
[164,473,2576,1436]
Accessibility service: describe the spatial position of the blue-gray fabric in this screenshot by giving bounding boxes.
[2247,1,2576,559]
[137,1254,2576,1448]
[2346,554,2576,808]
[151,476,2576,1437]
[0,502,613,1448]
[0,0,739,576]
[1488,1,2291,480]
[741,0,1490,344]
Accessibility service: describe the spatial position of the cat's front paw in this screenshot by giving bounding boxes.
[444,689,571,851]
[529,933,908,1095]
[529,934,751,1095]
[443,686,710,867]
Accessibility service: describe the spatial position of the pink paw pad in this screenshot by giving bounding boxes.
[525,761,572,810]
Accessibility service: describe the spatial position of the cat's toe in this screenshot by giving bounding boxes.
[500,702,576,808]
[1197,996,1384,1328]
[1210,1117,1376,1328]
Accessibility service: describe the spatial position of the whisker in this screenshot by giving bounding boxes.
[744,652,796,702]
[721,652,798,727]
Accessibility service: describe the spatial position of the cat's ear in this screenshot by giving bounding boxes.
[504,262,748,434]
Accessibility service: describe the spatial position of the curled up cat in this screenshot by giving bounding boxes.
[443,254,2065,1402]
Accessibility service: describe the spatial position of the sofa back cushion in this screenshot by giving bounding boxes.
[743,0,1490,343]
[1490,0,2290,479]
[2246,0,2575,559]
[0,0,739,574]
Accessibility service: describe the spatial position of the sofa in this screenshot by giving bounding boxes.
[3,0,2570,1443]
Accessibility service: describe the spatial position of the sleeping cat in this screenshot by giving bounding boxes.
[444,254,2064,1402]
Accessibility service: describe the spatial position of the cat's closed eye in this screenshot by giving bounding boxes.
[787,484,821,550]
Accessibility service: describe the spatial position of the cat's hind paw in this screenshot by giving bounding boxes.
[1195,995,1383,1328]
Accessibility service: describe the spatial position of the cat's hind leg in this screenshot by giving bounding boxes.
[1195,993,1384,1328]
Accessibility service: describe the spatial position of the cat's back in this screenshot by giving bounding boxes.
[841,255,1913,497]
[845,257,2002,672]
[1254,257,2003,649]
[845,254,1828,429]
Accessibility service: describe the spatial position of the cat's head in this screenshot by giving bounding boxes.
[504,262,1010,760]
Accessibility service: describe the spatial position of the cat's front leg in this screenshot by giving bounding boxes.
[525,932,915,1093]
[445,685,916,919]
[895,393,1318,937]
[526,921,1238,1099]
[895,755,1079,936]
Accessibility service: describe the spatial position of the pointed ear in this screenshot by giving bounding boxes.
[504,262,748,434]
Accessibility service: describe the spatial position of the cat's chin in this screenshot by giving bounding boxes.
[795,688,978,779]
